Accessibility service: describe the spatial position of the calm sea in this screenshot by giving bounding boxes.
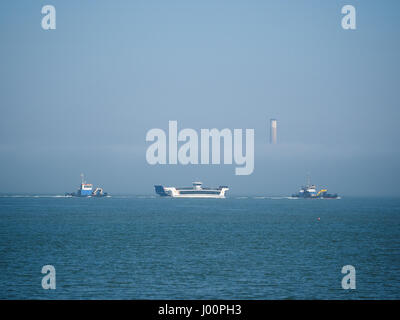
[0,196,399,299]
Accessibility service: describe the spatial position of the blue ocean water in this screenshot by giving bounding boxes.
[0,196,399,299]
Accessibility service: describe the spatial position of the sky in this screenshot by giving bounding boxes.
[0,0,399,196]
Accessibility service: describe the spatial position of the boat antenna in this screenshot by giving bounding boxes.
[307,172,311,187]
[81,173,85,184]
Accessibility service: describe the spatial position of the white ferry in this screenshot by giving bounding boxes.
[154,182,229,198]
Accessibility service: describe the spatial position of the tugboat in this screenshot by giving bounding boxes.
[292,175,339,199]
[65,174,109,197]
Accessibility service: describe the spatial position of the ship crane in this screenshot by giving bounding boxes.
[92,187,104,195]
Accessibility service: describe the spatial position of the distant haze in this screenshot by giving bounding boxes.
[1,0,399,196]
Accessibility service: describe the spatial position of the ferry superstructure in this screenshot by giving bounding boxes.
[154,182,229,198]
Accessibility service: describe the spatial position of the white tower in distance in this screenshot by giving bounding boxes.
[270,119,277,144]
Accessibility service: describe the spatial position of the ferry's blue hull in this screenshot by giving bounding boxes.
[154,185,169,196]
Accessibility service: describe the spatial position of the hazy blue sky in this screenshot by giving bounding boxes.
[1,0,399,196]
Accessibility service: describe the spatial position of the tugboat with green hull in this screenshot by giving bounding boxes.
[65,174,109,197]
[292,175,339,199]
